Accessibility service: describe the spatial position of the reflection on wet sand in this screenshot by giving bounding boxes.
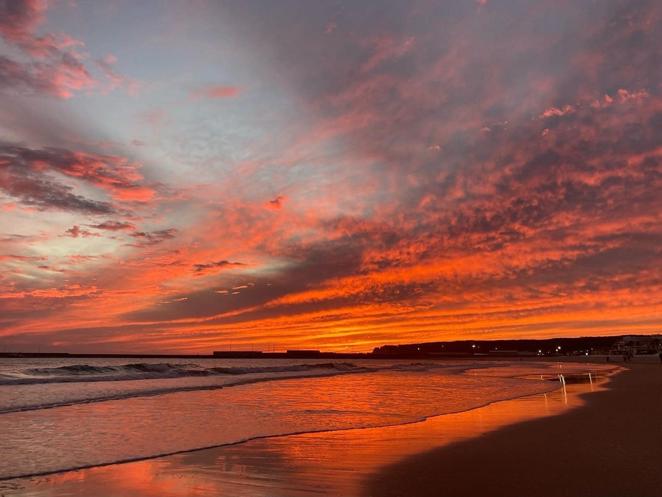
[4,376,606,497]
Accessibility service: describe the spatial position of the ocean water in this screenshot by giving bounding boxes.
[0,358,615,481]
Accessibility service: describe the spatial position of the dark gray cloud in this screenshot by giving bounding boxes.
[129,229,177,247]
[193,260,245,274]
[0,142,156,214]
[0,163,115,214]
[89,220,135,231]
[0,55,52,95]
[65,225,99,238]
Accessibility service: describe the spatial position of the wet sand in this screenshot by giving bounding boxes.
[368,363,662,497]
[1,364,613,497]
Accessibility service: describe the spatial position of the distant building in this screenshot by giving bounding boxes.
[212,351,264,358]
[612,335,662,355]
[286,349,321,357]
[487,349,532,357]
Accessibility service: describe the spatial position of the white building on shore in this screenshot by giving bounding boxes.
[611,335,662,355]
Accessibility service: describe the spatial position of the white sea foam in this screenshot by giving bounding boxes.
[0,359,474,414]
[0,361,366,385]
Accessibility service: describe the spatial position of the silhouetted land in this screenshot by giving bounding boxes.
[372,336,619,356]
[1,334,658,359]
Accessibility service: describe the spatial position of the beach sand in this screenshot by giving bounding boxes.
[367,363,662,497]
[1,362,625,497]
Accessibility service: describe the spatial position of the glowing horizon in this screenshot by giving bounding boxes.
[1,0,660,353]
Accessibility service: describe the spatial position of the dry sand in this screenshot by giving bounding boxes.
[367,363,662,497]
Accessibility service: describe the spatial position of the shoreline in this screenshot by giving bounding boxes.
[1,361,617,496]
[0,362,570,482]
[367,363,662,497]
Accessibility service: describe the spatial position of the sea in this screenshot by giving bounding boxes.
[0,357,616,481]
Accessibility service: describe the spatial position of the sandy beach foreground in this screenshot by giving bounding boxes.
[368,363,662,497]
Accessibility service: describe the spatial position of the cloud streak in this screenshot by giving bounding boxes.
[193,260,245,275]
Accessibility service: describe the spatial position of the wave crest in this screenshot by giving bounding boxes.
[2,361,365,386]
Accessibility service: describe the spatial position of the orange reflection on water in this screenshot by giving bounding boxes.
[6,377,607,497]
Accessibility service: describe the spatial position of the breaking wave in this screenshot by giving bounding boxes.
[1,362,366,385]
[0,359,509,415]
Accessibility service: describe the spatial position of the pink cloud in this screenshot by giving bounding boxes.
[112,186,155,202]
[96,53,140,95]
[540,105,575,119]
[616,88,649,103]
[0,1,138,98]
[47,53,96,98]
[0,0,47,45]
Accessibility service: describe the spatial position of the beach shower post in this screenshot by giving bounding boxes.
[558,374,567,404]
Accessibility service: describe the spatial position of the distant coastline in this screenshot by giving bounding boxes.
[2,334,659,360]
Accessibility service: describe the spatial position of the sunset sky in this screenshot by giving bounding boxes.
[0,0,660,353]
